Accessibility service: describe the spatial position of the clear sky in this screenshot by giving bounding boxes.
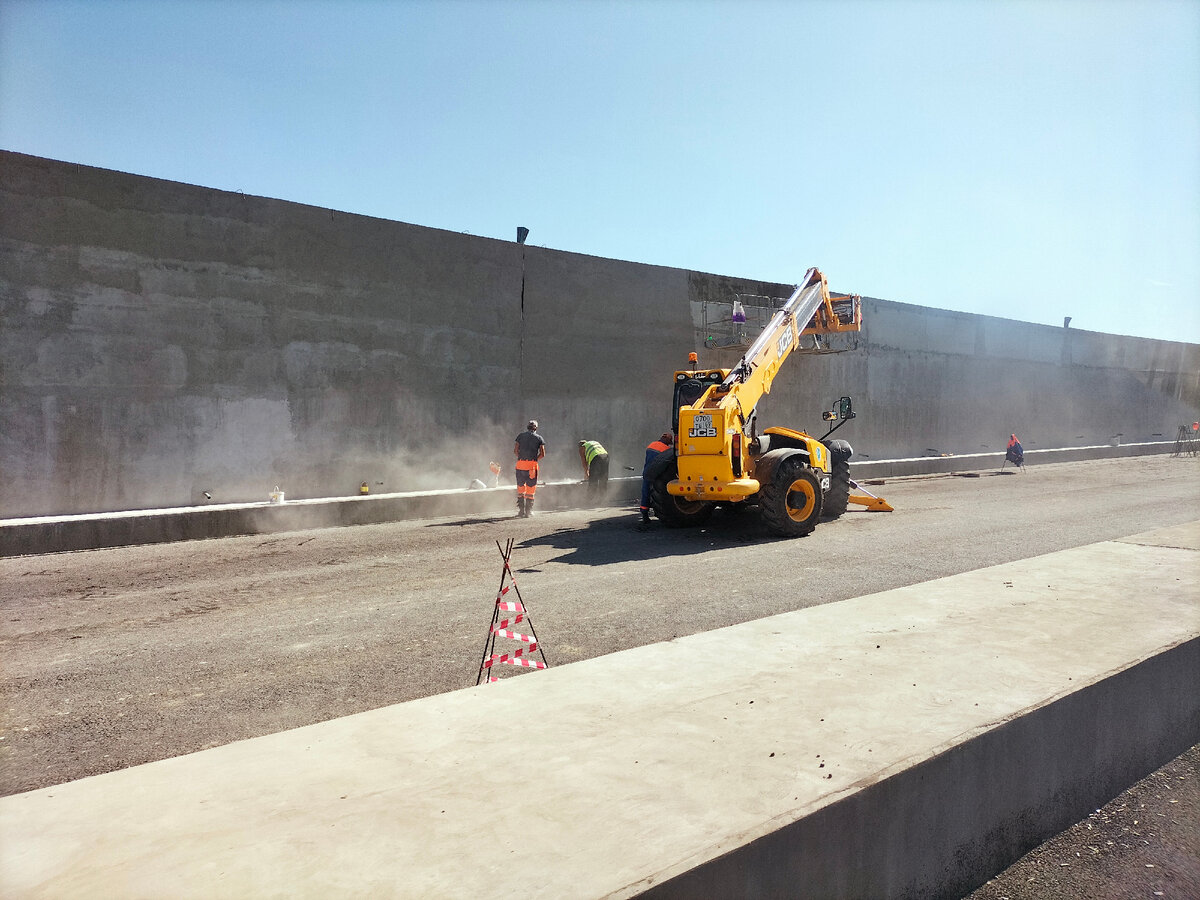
[3,0,1197,343]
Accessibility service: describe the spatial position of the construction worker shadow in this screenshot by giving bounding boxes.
[516,508,784,567]
[426,515,516,528]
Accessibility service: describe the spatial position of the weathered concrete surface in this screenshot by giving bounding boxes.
[0,151,527,515]
[0,476,613,557]
[2,150,1198,517]
[849,439,1177,478]
[1,522,1196,899]
[751,298,1200,464]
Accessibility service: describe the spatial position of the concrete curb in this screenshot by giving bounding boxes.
[0,442,1180,557]
[642,636,1200,899]
[0,479,611,557]
[852,440,1177,479]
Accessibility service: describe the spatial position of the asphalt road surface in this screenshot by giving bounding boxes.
[3,454,1198,896]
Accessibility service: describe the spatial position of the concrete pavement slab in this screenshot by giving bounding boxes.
[1,523,1197,898]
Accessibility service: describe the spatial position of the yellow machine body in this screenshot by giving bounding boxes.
[667,421,830,501]
[655,266,890,536]
[668,268,849,504]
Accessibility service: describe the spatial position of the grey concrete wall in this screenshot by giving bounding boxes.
[711,299,1200,462]
[2,150,1198,517]
[0,151,534,516]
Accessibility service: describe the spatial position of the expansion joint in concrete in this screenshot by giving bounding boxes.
[518,248,527,402]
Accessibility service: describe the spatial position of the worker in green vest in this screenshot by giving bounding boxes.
[577,439,609,500]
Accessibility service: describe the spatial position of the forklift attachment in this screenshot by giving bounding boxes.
[847,479,894,512]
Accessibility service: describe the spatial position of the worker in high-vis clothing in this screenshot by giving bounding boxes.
[640,432,673,523]
[577,439,609,499]
[513,420,546,517]
[1005,433,1024,469]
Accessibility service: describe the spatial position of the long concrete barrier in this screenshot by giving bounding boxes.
[2,522,1196,898]
[851,440,1177,479]
[0,477,602,557]
[0,442,1179,557]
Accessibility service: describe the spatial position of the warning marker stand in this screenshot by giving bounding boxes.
[1172,424,1199,458]
[475,539,549,685]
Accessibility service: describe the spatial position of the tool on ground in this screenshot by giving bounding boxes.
[475,539,549,685]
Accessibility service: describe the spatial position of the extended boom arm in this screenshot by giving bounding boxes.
[660,266,883,526]
[718,267,828,414]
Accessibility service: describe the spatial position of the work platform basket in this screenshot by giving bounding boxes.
[702,293,861,354]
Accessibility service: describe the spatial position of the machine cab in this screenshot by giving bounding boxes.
[671,367,727,436]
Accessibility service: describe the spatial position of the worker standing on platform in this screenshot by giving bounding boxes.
[514,420,545,517]
[640,432,673,523]
[578,440,610,499]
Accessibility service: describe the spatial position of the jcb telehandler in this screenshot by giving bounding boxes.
[648,267,889,537]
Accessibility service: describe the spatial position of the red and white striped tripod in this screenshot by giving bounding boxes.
[475,538,549,685]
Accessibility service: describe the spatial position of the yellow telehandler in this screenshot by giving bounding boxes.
[649,267,891,537]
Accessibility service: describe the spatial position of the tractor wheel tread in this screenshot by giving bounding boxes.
[759,453,822,537]
[822,458,851,519]
[649,464,714,528]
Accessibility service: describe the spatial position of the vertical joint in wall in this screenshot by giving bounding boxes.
[518,249,526,402]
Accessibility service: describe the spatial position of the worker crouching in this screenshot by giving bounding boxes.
[640,432,673,523]
[514,420,546,517]
[578,439,609,500]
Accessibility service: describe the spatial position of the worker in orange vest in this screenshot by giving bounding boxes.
[513,420,546,517]
[1006,433,1024,468]
[640,432,674,523]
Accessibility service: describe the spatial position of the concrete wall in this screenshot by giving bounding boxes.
[2,150,1198,517]
[721,299,1200,462]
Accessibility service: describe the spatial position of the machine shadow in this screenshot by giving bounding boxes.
[515,507,786,566]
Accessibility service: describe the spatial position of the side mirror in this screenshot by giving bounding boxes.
[836,396,855,421]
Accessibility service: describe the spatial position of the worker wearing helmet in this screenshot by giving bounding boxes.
[640,432,674,523]
[514,420,546,517]
[578,439,610,500]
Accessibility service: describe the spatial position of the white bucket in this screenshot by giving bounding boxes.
[269,487,285,504]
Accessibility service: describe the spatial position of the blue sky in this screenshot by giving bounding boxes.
[3,0,1197,343]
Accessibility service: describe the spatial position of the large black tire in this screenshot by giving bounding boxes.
[822,458,851,519]
[821,439,853,519]
[759,453,823,537]
[649,464,714,528]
